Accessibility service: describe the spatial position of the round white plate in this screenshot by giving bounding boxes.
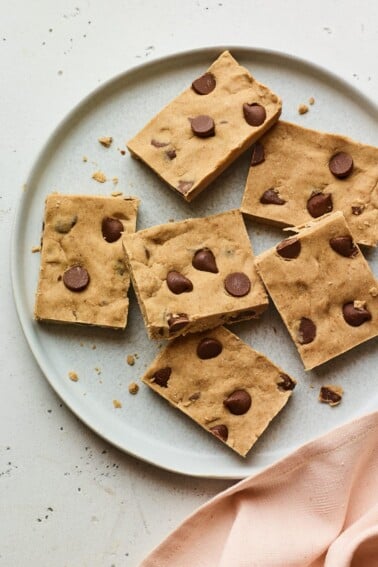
[12,46,378,479]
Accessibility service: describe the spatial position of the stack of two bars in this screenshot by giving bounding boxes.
[34,50,378,457]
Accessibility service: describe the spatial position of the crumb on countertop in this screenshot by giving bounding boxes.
[126,354,135,366]
[298,103,309,115]
[98,136,113,148]
[113,399,122,409]
[82,156,88,162]
[94,367,101,375]
[319,385,343,406]
[128,382,139,395]
[112,177,119,185]
[111,191,123,197]
[68,371,79,382]
[92,171,107,183]
[309,96,315,105]
[31,245,41,253]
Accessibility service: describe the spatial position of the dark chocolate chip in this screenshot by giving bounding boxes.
[242,103,266,126]
[329,236,358,258]
[319,386,342,406]
[224,390,251,415]
[165,149,176,160]
[277,374,296,391]
[276,237,301,259]
[190,115,215,138]
[177,180,194,195]
[101,217,124,242]
[152,367,171,388]
[260,188,286,205]
[250,142,265,166]
[151,139,169,148]
[210,424,228,441]
[342,302,372,327]
[167,313,190,333]
[197,338,223,359]
[63,265,90,292]
[297,317,316,344]
[224,272,251,297]
[306,192,333,218]
[352,205,364,216]
[166,271,193,294]
[329,152,354,179]
[192,248,218,273]
[191,72,216,95]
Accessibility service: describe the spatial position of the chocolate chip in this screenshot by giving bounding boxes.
[224,272,251,297]
[101,217,124,242]
[329,236,358,258]
[152,367,171,387]
[63,266,90,292]
[166,271,193,294]
[306,193,333,218]
[352,205,364,216]
[197,338,223,359]
[319,386,342,406]
[277,374,296,391]
[167,313,190,333]
[242,103,266,126]
[165,149,176,160]
[297,317,316,344]
[250,142,265,166]
[224,390,251,415]
[276,237,301,259]
[151,139,169,147]
[210,424,228,441]
[191,72,216,95]
[177,181,194,195]
[192,248,218,273]
[329,152,353,179]
[342,302,372,326]
[190,115,215,138]
[260,188,286,205]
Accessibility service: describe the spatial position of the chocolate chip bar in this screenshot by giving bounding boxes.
[122,209,268,339]
[127,50,282,201]
[241,121,378,246]
[142,326,296,457]
[255,211,378,370]
[34,194,139,328]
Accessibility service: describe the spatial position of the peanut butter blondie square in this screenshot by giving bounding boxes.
[34,194,139,329]
[255,211,378,370]
[142,326,296,457]
[123,209,268,339]
[241,121,378,246]
[127,50,282,201]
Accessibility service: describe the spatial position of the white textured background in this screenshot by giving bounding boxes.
[1,1,377,565]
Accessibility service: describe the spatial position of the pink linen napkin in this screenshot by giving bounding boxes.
[140,411,378,567]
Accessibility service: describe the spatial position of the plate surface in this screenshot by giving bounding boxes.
[12,46,378,478]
